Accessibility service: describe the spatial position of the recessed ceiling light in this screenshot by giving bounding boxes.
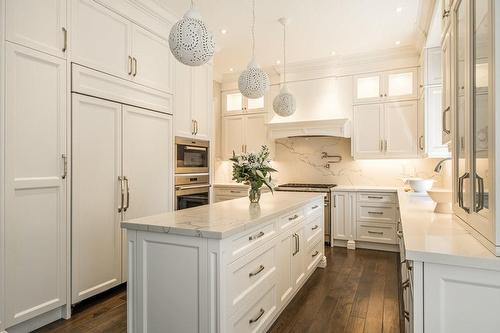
[396,7,403,13]
[229,68,234,72]
[331,51,336,56]
[395,40,401,45]
[220,29,227,34]
[276,60,281,65]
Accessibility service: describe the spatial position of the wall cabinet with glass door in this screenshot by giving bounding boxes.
[451,0,499,256]
[222,90,265,116]
[353,68,418,104]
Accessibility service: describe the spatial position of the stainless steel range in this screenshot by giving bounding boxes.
[275,183,337,245]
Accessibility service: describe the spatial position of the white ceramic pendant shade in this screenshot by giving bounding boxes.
[238,0,270,99]
[169,3,215,66]
[273,17,296,117]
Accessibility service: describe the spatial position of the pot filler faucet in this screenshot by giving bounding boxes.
[434,158,452,173]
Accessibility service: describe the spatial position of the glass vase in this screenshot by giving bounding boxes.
[248,187,262,203]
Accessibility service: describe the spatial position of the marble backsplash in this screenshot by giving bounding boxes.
[214,137,452,188]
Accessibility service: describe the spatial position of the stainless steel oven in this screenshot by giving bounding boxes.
[175,137,209,174]
[175,175,210,210]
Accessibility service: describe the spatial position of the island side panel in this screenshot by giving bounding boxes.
[127,229,136,333]
[135,231,209,333]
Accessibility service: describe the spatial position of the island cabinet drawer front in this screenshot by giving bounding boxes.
[278,209,305,231]
[306,240,323,274]
[357,204,396,223]
[305,215,323,247]
[228,284,277,333]
[230,221,277,262]
[215,187,248,197]
[357,223,396,244]
[305,199,323,216]
[357,192,396,204]
[227,242,277,315]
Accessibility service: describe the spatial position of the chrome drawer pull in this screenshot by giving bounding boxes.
[402,279,410,289]
[249,231,265,241]
[230,190,242,194]
[311,205,319,209]
[397,230,403,238]
[311,225,319,231]
[249,308,265,324]
[249,265,265,277]
[367,196,383,199]
[288,214,299,221]
[368,231,384,235]
[368,211,383,215]
[312,250,319,258]
[404,310,410,321]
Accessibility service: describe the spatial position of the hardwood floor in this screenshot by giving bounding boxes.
[34,247,401,333]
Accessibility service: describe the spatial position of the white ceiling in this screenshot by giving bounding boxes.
[161,0,428,76]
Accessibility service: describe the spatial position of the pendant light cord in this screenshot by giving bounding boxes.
[283,23,286,84]
[252,0,256,59]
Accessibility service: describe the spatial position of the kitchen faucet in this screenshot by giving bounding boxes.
[434,157,451,173]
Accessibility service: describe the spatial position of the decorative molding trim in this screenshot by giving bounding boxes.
[267,118,351,139]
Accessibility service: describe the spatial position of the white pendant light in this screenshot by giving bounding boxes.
[273,17,296,117]
[169,0,215,66]
[238,0,270,99]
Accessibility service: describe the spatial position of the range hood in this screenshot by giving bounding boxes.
[267,118,351,139]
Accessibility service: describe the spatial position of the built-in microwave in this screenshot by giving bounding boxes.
[175,175,210,210]
[175,137,209,174]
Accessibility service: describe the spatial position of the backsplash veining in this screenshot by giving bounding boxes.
[215,137,452,188]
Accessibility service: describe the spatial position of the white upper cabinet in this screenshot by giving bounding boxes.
[223,90,266,115]
[442,28,453,144]
[384,101,418,158]
[6,0,67,59]
[353,104,384,158]
[354,68,417,104]
[222,115,245,158]
[4,43,67,326]
[72,0,131,80]
[244,113,268,154]
[425,47,443,85]
[174,62,194,138]
[72,0,172,93]
[131,24,172,93]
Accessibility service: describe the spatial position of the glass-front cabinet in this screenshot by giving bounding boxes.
[451,0,498,255]
[222,90,265,115]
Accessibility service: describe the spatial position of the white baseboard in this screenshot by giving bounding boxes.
[333,239,399,253]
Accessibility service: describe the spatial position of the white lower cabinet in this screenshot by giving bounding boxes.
[4,42,68,328]
[332,191,356,243]
[72,94,172,303]
[128,198,324,332]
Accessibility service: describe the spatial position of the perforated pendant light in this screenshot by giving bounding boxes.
[238,0,270,99]
[273,17,296,117]
[169,0,215,66]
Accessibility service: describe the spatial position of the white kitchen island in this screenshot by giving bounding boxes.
[122,192,326,333]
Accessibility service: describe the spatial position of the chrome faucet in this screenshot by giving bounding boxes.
[434,158,451,173]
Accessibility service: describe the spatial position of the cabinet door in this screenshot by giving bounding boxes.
[291,226,306,288]
[191,64,212,140]
[353,104,383,159]
[6,0,67,58]
[174,62,194,138]
[425,86,450,158]
[223,115,245,159]
[4,44,67,326]
[332,192,354,241]
[442,29,452,144]
[223,91,245,116]
[71,94,122,304]
[131,24,172,93]
[277,231,294,308]
[426,47,442,85]
[71,0,131,80]
[245,113,268,154]
[246,96,265,114]
[385,68,418,101]
[353,73,382,104]
[384,101,418,158]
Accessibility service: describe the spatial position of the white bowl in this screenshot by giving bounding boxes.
[407,178,434,192]
[427,189,452,213]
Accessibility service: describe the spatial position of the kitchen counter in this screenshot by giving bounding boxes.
[332,185,399,192]
[398,189,500,270]
[121,192,324,239]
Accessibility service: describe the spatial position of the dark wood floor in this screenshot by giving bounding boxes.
[34,247,401,333]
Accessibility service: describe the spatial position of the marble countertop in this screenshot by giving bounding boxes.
[332,185,399,192]
[121,192,324,239]
[398,189,500,270]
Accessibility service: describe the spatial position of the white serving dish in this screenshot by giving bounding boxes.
[407,178,435,192]
[427,188,453,213]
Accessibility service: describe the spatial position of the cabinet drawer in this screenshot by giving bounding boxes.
[228,284,277,333]
[357,192,396,204]
[278,208,304,232]
[305,199,323,216]
[357,222,396,244]
[304,214,323,247]
[357,204,396,223]
[230,221,277,262]
[215,187,248,197]
[305,240,323,274]
[227,241,277,315]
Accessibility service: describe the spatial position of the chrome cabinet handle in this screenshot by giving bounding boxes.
[128,56,133,75]
[118,176,124,212]
[288,214,299,221]
[474,173,485,212]
[312,250,319,258]
[229,190,242,194]
[249,265,265,277]
[311,205,319,210]
[368,230,384,235]
[402,279,410,289]
[62,27,68,52]
[249,308,265,324]
[61,154,68,179]
[297,234,300,253]
[311,225,319,231]
[195,120,198,135]
[458,172,470,213]
[397,230,403,238]
[442,9,450,18]
[249,231,265,241]
[333,195,336,208]
[367,196,383,199]
[368,211,383,215]
[442,106,451,134]
[292,234,299,256]
[404,310,410,321]
[124,176,130,211]
[132,57,137,76]
[418,135,425,150]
